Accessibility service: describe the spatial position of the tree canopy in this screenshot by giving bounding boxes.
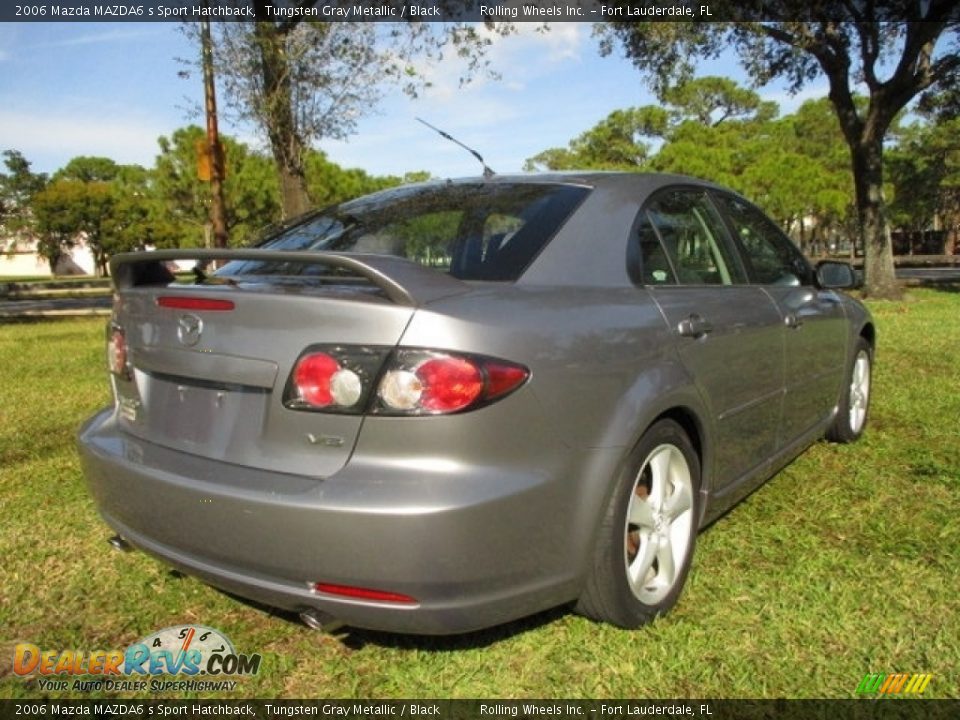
[3,128,421,274]
[527,76,955,259]
[889,112,960,244]
[32,160,179,276]
[154,125,281,248]
[0,150,47,241]
[598,11,960,297]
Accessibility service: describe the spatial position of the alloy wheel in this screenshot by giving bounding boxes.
[624,443,694,604]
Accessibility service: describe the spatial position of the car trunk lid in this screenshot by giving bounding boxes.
[108,250,470,478]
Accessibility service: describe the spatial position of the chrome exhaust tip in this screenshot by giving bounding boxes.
[299,609,343,633]
[107,535,132,552]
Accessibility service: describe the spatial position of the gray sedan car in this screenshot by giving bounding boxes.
[79,173,873,634]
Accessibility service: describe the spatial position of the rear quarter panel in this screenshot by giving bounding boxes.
[402,286,714,563]
[406,286,704,450]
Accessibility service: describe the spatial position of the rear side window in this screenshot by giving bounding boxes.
[635,218,675,285]
[640,189,745,286]
[218,183,589,282]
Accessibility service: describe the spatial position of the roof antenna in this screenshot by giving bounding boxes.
[416,117,495,179]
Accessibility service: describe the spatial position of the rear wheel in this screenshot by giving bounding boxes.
[576,419,700,628]
[826,337,872,443]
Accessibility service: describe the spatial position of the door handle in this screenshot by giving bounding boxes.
[785,312,804,329]
[677,314,713,338]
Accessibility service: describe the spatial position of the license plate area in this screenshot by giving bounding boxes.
[134,372,269,460]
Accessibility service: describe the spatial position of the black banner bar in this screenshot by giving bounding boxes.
[4,0,958,23]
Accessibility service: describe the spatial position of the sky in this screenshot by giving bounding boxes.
[0,22,831,180]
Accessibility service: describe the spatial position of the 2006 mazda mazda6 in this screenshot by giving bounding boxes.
[79,172,874,634]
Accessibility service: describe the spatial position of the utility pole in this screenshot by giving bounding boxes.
[201,13,228,249]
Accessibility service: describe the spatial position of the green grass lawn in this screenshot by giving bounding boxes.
[1,289,958,700]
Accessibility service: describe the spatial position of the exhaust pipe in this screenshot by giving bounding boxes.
[299,609,344,633]
[107,535,132,552]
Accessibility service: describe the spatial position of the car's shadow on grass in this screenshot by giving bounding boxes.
[337,606,573,652]
[215,586,573,651]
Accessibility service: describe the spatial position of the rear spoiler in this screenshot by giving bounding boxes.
[109,249,471,307]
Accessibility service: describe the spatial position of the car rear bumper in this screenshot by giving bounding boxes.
[78,407,621,634]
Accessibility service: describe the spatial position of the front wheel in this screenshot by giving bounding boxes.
[576,419,700,628]
[826,337,872,443]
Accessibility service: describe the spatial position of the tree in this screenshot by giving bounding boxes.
[152,126,415,248]
[651,98,775,186]
[154,126,281,247]
[888,113,960,252]
[524,77,775,177]
[524,84,861,257]
[55,156,122,183]
[776,99,856,254]
[189,14,503,219]
[525,77,777,173]
[644,88,836,241]
[525,106,670,171]
[717,97,858,255]
[304,150,408,207]
[32,158,174,275]
[0,150,47,240]
[31,179,100,272]
[599,10,960,298]
[100,165,181,259]
[661,75,778,126]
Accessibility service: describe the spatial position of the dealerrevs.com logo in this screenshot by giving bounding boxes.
[13,625,261,693]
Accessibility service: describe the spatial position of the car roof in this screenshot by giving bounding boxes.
[477,171,719,191]
[303,171,738,291]
[344,171,723,208]
[456,171,716,190]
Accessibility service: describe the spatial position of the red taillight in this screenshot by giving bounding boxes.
[377,351,529,415]
[157,296,234,311]
[311,582,417,605]
[484,362,531,402]
[107,327,128,378]
[284,346,529,416]
[293,352,339,407]
[417,356,483,412]
[291,351,364,409]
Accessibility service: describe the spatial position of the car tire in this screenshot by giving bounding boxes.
[576,419,700,628]
[826,337,872,444]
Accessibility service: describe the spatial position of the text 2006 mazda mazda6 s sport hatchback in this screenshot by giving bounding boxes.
[79,173,874,634]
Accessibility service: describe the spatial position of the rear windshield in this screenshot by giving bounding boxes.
[216,182,589,282]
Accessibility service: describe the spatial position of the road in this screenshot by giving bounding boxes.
[894,267,960,283]
[0,295,112,318]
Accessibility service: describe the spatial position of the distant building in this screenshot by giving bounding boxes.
[1,234,97,277]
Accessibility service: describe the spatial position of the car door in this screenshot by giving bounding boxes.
[711,192,848,445]
[636,187,785,492]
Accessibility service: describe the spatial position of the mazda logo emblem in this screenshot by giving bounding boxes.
[177,314,203,346]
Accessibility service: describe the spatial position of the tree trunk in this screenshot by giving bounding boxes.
[45,247,62,275]
[201,18,229,248]
[252,15,312,220]
[94,253,106,278]
[277,159,311,219]
[851,137,900,299]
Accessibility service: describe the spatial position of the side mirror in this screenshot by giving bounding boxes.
[816,260,860,290]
